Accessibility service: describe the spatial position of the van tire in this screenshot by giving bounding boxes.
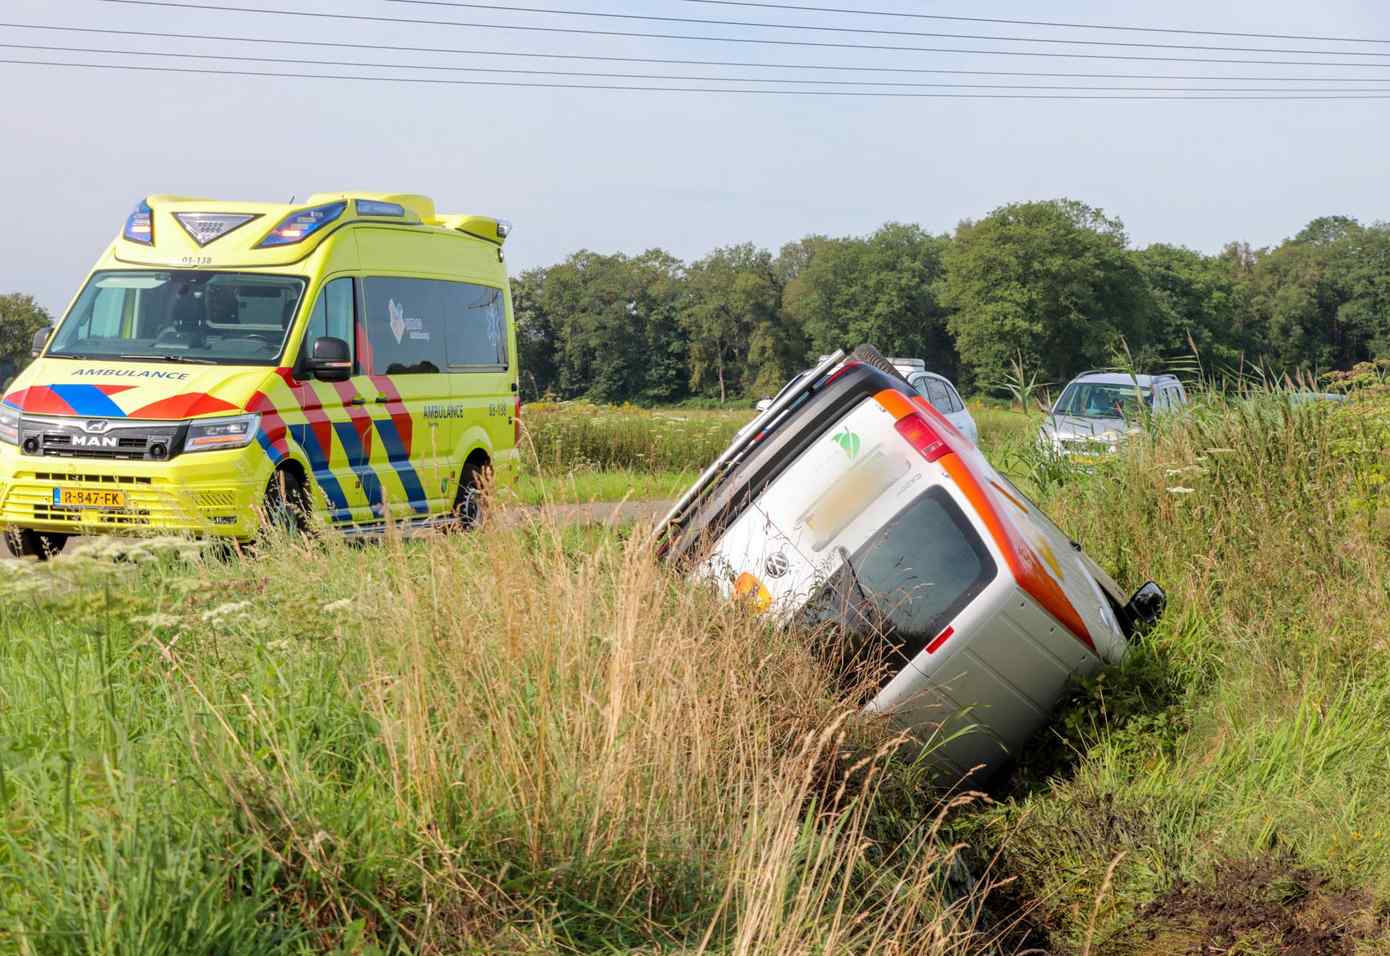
[452,461,487,530]
[850,344,912,386]
[3,529,67,561]
[261,468,310,535]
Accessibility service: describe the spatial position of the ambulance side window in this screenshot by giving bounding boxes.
[303,277,356,370]
[445,284,508,369]
[360,277,449,376]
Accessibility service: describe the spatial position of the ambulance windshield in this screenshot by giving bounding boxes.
[48,270,307,365]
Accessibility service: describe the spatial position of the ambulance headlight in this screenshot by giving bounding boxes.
[185,414,260,452]
[0,406,18,445]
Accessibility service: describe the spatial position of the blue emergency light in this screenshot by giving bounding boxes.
[257,201,346,248]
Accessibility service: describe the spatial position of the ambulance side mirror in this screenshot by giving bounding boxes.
[307,336,352,382]
[31,326,52,357]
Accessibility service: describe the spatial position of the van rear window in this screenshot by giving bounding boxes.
[800,485,996,684]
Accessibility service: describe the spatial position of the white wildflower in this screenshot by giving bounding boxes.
[1167,486,1196,495]
[132,612,182,630]
[200,600,251,622]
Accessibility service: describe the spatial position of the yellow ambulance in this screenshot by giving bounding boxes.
[0,193,520,557]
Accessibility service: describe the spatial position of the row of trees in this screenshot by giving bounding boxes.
[512,200,1390,403]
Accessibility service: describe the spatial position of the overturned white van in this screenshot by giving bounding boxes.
[659,347,1164,783]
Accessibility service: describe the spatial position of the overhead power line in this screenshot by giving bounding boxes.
[670,0,1390,47]
[5,57,1390,99]
[7,22,1390,82]
[93,1,1390,69]
[385,0,1390,58]
[11,42,1390,92]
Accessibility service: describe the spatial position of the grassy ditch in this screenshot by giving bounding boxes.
[3,390,1389,953]
[968,389,1390,952]
[0,524,993,954]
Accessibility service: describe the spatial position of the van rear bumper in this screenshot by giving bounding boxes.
[0,447,266,539]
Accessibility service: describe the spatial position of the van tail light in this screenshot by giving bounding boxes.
[514,397,522,445]
[895,413,948,463]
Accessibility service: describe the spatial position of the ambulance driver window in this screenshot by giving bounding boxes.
[302,277,355,368]
[445,284,508,368]
[360,278,448,375]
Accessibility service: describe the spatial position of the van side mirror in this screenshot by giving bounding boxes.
[1125,581,1166,630]
[31,326,52,357]
[306,336,352,382]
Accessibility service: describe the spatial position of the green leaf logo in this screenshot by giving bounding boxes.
[832,428,861,460]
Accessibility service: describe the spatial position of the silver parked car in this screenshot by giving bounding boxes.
[1040,371,1187,457]
[889,358,979,445]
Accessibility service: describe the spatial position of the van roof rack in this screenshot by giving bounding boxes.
[658,349,847,540]
[888,357,925,369]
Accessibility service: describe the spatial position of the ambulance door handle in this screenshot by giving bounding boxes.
[348,396,366,406]
[373,395,389,404]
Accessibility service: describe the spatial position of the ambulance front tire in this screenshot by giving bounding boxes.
[261,467,310,535]
[3,528,67,560]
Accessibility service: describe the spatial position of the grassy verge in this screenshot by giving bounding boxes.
[966,389,1390,952]
[521,402,752,476]
[502,469,697,506]
[5,390,1390,952]
[0,523,987,954]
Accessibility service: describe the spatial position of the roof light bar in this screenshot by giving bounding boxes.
[257,201,346,248]
[123,199,154,245]
[355,199,405,217]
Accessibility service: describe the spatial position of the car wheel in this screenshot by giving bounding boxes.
[261,468,310,535]
[451,461,488,530]
[3,528,68,561]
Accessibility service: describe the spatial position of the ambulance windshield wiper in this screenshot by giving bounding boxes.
[121,354,205,364]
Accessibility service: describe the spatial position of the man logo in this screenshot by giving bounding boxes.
[764,551,790,579]
[83,419,112,433]
[72,434,118,448]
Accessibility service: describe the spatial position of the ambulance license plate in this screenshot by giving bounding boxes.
[53,488,127,509]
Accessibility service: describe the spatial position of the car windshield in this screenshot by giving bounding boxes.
[799,486,996,688]
[1054,381,1152,419]
[48,270,307,365]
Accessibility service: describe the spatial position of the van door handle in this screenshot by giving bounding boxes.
[348,396,366,406]
[373,395,389,404]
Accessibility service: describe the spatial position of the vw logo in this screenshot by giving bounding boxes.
[83,419,112,433]
[764,551,790,579]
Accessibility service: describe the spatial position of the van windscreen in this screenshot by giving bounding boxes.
[800,485,996,684]
[48,270,306,365]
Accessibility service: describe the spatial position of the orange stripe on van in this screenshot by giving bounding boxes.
[871,388,1095,653]
[939,454,1095,652]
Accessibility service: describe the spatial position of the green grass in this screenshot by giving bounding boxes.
[5,389,1390,952]
[521,402,752,476]
[0,525,980,954]
[503,469,699,506]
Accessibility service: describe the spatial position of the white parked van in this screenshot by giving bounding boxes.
[660,347,1163,783]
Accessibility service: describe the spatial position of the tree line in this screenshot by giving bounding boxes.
[511,199,1390,403]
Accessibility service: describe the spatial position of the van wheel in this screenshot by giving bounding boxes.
[452,461,487,530]
[850,344,912,386]
[262,469,310,535]
[4,529,67,560]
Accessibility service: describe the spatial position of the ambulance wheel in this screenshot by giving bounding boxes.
[261,468,310,535]
[3,528,67,560]
[850,344,912,386]
[452,461,487,530]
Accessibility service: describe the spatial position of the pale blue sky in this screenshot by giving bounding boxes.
[4,0,1390,314]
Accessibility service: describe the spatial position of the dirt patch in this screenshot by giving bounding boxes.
[1116,858,1385,955]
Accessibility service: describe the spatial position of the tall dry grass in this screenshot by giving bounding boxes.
[0,514,1001,954]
